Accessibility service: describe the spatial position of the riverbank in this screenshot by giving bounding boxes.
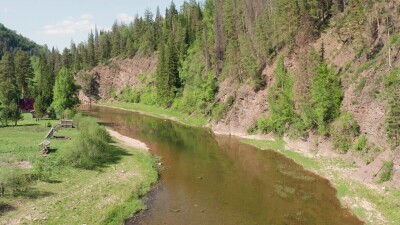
[97,101,399,225]
[0,114,157,225]
[99,101,207,127]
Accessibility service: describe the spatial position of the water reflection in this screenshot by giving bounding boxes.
[82,105,363,225]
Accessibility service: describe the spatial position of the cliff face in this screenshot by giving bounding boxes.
[77,55,157,103]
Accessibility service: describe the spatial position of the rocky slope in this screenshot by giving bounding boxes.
[77,5,400,189]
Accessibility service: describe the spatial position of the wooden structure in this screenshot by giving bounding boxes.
[45,128,55,139]
[38,140,51,154]
[60,119,73,128]
[19,99,35,113]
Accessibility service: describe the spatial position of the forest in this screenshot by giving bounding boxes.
[0,0,399,148]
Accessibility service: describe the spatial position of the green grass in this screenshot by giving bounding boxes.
[380,161,394,183]
[241,138,319,170]
[0,113,158,224]
[241,137,400,225]
[99,101,207,127]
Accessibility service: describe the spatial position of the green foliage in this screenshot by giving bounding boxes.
[33,95,46,118]
[156,33,180,107]
[353,61,373,80]
[172,42,217,116]
[355,77,366,94]
[63,115,113,169]
[331,113,360,153]
[0,51,20,126]
[62,108,76,119]
[47,106,57,120]
[118,86,141,103]
[384,69,400,147]
[263,56,297,135]
[52,67,80,115]
[311,63,343,135]
[353,135,368,151]
[379,161,394,183]
[212,103,229,122]
[0,23,41,58]
[0,169,31,197]
[14,51,34,98]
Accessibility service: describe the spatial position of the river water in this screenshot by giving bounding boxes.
[82,105,363,225]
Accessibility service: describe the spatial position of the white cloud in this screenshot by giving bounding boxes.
[80,14,94,20]
[43,14,95,35]
[117,13,133,24]
[3,8,9,13]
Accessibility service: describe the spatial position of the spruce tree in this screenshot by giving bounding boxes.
[14,50,33,98]
[88,31,96,67]
[311,63,343,135]
[0,51,18,126]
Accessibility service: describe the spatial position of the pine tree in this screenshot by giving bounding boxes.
[62,47,72,69]
[311,63,343,135]
[37,53,53,109]
[14,50,33,98]
[111,22,122,57]
[88,31,96,67]
[0,51,18,126]
[99,33,112,62]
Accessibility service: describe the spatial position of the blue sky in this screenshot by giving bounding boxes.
[0,0,185,49]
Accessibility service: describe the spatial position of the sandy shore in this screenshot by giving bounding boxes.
[107,129,149,151]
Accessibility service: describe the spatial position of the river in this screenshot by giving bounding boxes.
[82,105,363,225]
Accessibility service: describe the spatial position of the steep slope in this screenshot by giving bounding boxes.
[0,23,42,57]
[76,55,157,103]
[76,0,399,189]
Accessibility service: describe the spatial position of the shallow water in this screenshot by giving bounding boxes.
[82,105,363,225]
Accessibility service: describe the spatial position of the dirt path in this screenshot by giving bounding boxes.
[107,129,149,151]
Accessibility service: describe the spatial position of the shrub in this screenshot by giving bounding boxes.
[118,86,141,103]
[63,115,112,169]
[212,103,229,122]
[140,89,157,105]
[354,77,366,94]
[0,170,31,197]
[354,135,368,151]
[379,161,394,183]
[331,112,360,153]
[62,109,76,119]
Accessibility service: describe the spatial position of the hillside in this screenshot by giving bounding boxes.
[0,23,42,58]
[75,0,399,190]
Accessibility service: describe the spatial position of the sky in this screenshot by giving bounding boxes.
[0,0,185,49]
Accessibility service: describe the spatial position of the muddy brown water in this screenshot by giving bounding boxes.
[82,105,363,225]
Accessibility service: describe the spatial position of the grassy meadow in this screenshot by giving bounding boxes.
[0,113,157,224]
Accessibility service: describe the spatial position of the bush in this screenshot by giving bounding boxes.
[354,135,368,151]
[140,89,157,105]
[118,86,141,103]
[379,161,394,183]
[0,170,31,197]
[62,109,76,119]
[331,112,360,153]
[212,103,229,122]
[63,115,112,169]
